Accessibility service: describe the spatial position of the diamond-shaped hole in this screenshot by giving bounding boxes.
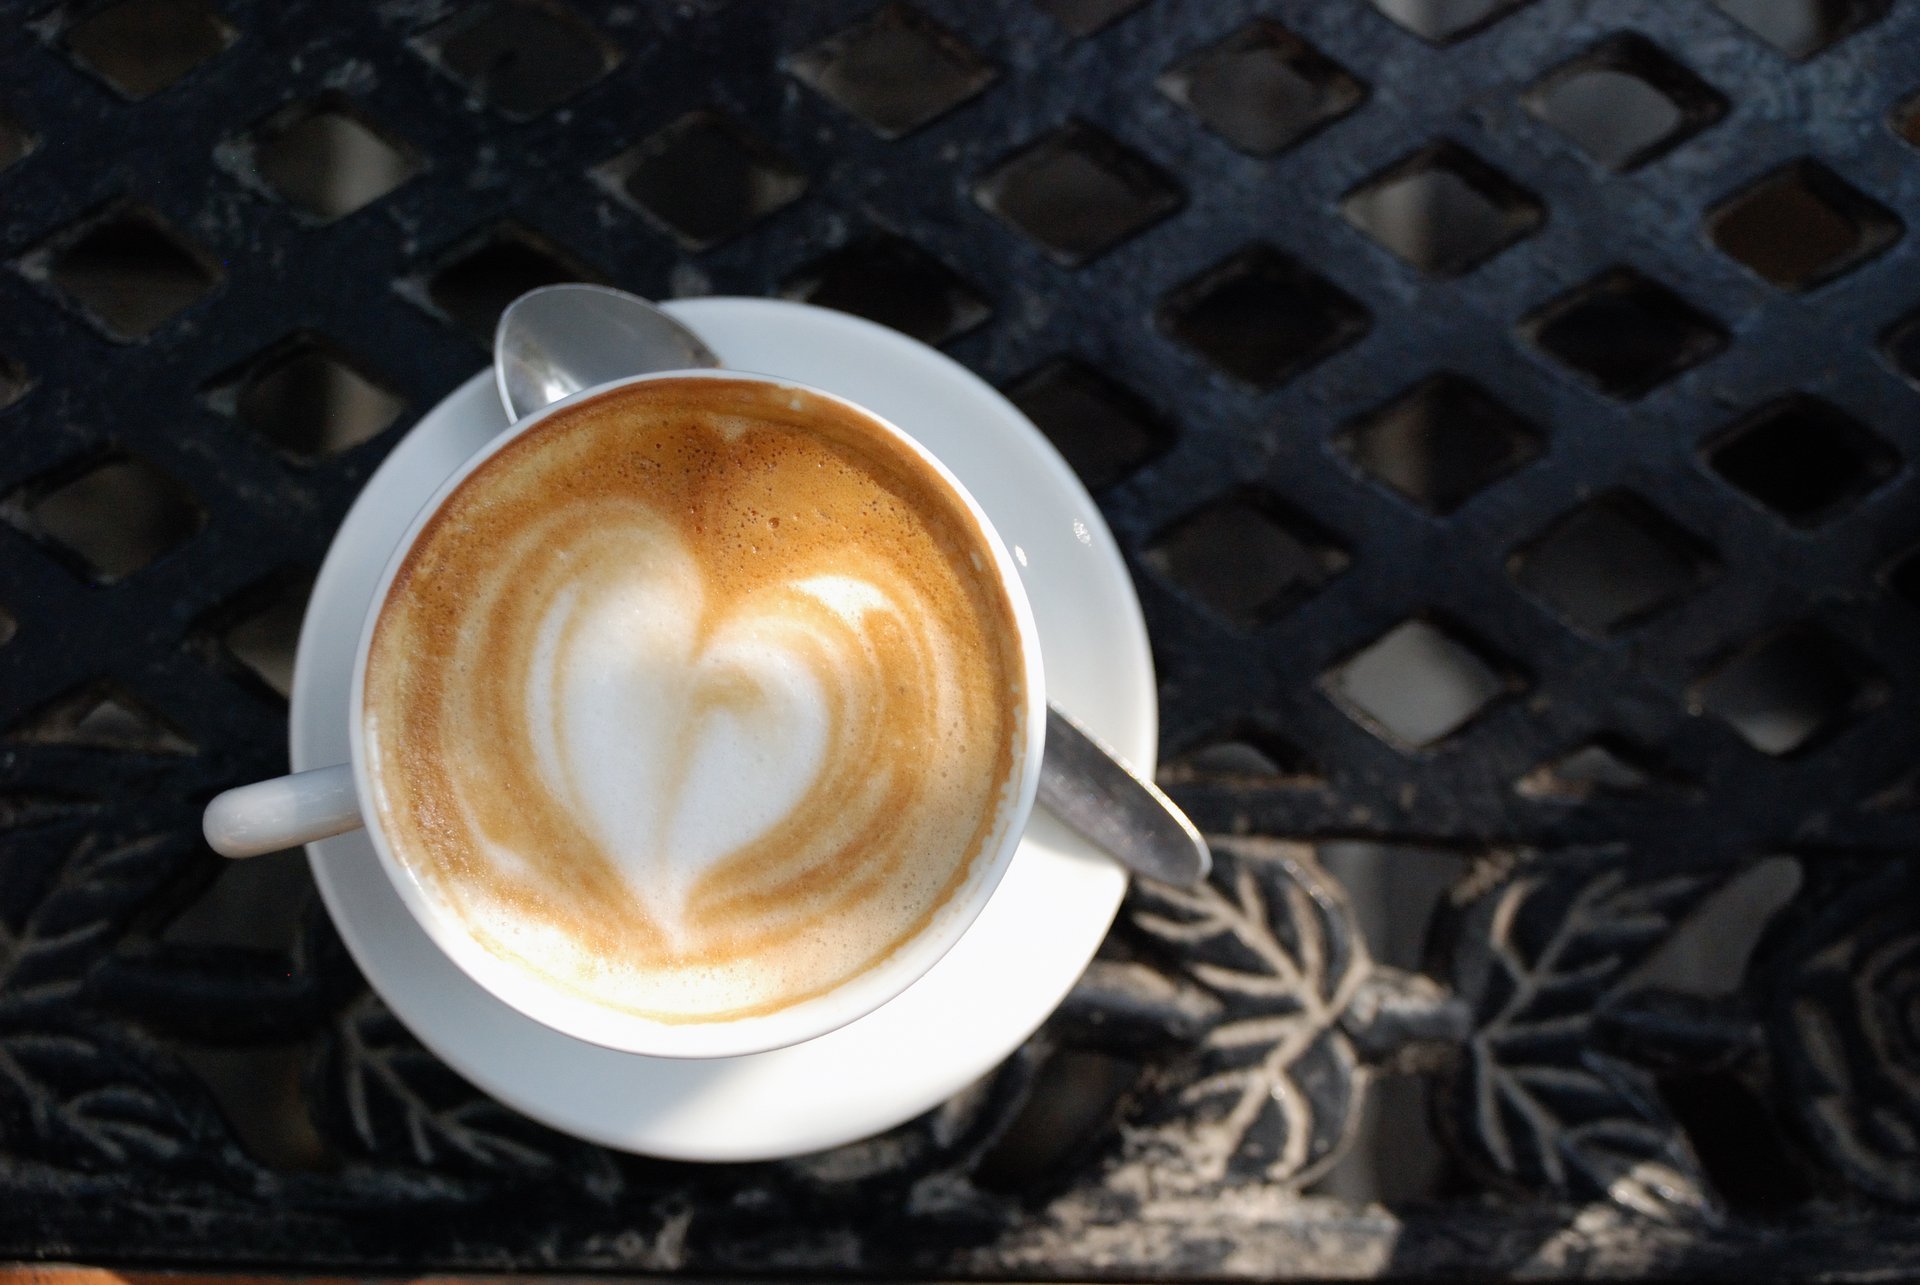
[171,1043,335,1172]
[164,850,315,950]
[414,0,620,120]
[1157,21,1368,157]
[1522,268,1726,399]
[35,206,222,341]
[1510,492,1714,634]
[1034,0,1145,37]
[1336,375,1542,515]
[1882,308,1920,389]
[1628,856,1804,998]
[1692,624,1884,756]
[1868,765,1920,812]
[970,1047,1141,1192]
[974,123,1182,267]
[1005,359,1173,490]
[1144,489,1349,628]
[6,454,204,582]
[1159,722,1321,786]
[1893,91,1920,148]
[1371,0,1534,45]
[1706,395,1897,527]
[0,112,38,173]
[1159,246,1369,388]
[1714,0,1889,60]
[1343,143,1543,278]
[1515,737,1660,800]
[1707,160,1901,291]
[782,234,990,346]
[8,681,195,753]
[1524,35,1726,171]
[1323,618,1513,749]
[206,335,406,461]
[0,354,31,412]
[595,110,807,250]
[786,4,995,139]
[211,572,315,699]
[417,223,601,343]
[64,0,235,100]
[1882,544,1920,614]
[249,97,420,222]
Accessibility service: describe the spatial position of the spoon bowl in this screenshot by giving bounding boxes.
[496,283,722,423]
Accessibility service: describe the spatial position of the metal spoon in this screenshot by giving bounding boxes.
[494,283,1210,887]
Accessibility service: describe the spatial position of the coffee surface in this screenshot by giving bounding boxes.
[363,378,1026,1022]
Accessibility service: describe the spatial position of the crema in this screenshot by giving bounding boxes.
[362,378,1027,1023]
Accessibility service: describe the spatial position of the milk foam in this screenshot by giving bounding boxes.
[363,378,1023,1023]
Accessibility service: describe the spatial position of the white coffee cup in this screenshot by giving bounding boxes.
[203,369,1047,1060]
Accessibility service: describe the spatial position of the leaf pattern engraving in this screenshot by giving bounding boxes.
[1128,839,1367,1188]
[313,991,617,1183]
[1435,857,1721,1218]
[1764,862,1920,1204]
[0,832,180,1008]
[0,832,219,1168]
[0,1021,212,1168]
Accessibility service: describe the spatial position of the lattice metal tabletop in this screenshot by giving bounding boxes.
[5,0,1920,1278]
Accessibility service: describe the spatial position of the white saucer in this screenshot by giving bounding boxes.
[289,297,1155,1162]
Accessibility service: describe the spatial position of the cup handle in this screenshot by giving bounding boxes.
[203,763,364,858]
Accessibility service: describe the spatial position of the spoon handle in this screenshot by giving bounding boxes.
[1037,704,1211,887]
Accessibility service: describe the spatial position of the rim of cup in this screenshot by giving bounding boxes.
[346,369,1048,1059]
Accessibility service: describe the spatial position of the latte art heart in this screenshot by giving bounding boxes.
[363,379,1025,1024]
[535,538,928,937]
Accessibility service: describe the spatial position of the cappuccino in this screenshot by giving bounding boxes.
[362,378,1027,1024]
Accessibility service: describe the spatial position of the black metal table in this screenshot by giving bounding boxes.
[5,0,1920,1277]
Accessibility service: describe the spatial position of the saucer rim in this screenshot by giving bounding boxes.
[290,295,1154,1160]
[333,365,1054,1061]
